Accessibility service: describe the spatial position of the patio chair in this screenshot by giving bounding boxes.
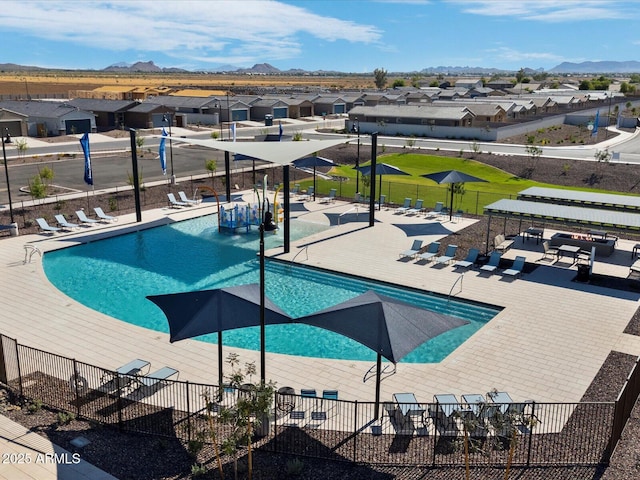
[424,201,443,219]
[431,394,461,436]
[503,256,526,278]
[298,186,314,201]
[480,251,502,274]
[94,207,117,223]
[539,240,558,262]
[134,366,179,395]
[416,241,440,262]
[98,358,150,393]
[35,217,61,234]
[319,188,337,204]
[395,198,412,214]
[434,244,458,265]
[406,199,424,216]
[374,194,386,210]
[54,214,80,231]
[167,193,189,208]
[75,210,99,225]
[178,191,200,205]
[399,239,423,259]
[453,248,479,269]
[290,184,300,196]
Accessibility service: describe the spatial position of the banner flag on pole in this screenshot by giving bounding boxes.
[159,128,167,175]
[592,110,599,136]
[278,121,283,141]
[80,132,93,186]
[231,122,236,142]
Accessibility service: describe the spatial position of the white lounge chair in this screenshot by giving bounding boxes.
[434,244,458,265]
[406,199,424,216]
[178,191,200,205]
[424,201,443,219]
[35,217,60,234]
[395,198,412,214]
[137,366,179,389]
[94,207,117,223]
[480,251,502,274]
[54,214,80,231]
[75,210,99,225]
[503,256,526,278]
[167,193,189,208]
[399,240,423,259]
[417,241,440,262]
[453,248,479,269]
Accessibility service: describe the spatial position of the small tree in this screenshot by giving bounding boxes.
[205,159,217,186]
[373,68,387,90]
[524,145,542,177]
[15,138,28,158]
[210,131,220,140]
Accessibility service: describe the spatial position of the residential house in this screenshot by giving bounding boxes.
[0,100,96,136]
[68,98,138,131]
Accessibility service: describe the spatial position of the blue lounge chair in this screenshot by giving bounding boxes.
[395,198,412,214]
[434,244,458,265]
[406,199,424,215]
[137,366,179,389]
[424,201,443,219]
[75,210,99,225]
[54,214,80,231]
[168,193,188,208]
[480,251,502,274]
[503,256,526,278]
[35,217,61,234]
[94,207,117,222]
[399,240,423,259]
[319,188,337,204]
[453,248,479,269]
[417,241,440,262]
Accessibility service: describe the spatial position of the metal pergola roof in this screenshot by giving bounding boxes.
[484,199,640,232]
[518,187,640,212]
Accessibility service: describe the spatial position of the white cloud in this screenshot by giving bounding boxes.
[486,46,564,64]
[0,1,382,66]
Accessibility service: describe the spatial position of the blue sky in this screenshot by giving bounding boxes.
[0,0,637,72]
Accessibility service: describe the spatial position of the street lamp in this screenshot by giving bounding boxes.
[2,128,15,227]
[214,103,223,140]
[162,114,176,185]
[259,175,277,384]
[352,117,360,193]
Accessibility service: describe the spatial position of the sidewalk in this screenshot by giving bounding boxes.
[0,415,116,480]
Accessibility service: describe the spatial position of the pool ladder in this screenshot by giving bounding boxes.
[447,272,464,302]
[291,245,308,263]
[23,244,42,264]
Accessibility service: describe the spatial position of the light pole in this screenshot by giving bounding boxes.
[259,175,277,384]
[162,114,176,184]
[2,128,15,229]
[352,117,360,193]
[215,103,223,139]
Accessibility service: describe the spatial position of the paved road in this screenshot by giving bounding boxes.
[1,119,638,206]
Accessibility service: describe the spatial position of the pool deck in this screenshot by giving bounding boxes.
[2,193,640,411]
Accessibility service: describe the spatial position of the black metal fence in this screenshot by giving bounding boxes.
[0,333,631,467]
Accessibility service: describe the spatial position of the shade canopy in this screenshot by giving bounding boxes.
[147,283,291,343]
[297,290,467,364]
[297,289,468,419]
[356,163,409,177]
[421,169,487,220]
[292,156,335,168]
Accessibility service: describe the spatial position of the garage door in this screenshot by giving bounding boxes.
[334,104,346,114]
[273,107,288,119]
[231,110,248,122]
[65,119,91,134]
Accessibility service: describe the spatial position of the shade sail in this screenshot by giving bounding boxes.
[296,290,468,364]
[421,169,487,220]
[158,136,354,166]
[356,163,409,177]
[147,283,291,343]
[293,156,335,200]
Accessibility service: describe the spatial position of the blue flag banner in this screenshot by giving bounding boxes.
[159,128,167,175]
[278,121,283,141]
[80,132,93,186]
[592,110,599,136]
[231,122,236,142]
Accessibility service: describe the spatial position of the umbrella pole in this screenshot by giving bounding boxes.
[449,185,454,221]
[313,166,316,201]
[218,331,223,397]
[374,352,382,420]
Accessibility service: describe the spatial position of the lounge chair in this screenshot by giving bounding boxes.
[322,390,338,401]
[75,210,99,225]
[503,256,526,278]
[539,240,558,262]
[298,186,314,201]
[494,234,515,253]
[94,207,117,223]
[290,184,300,196]
[417,241,440,262]
[406,199,423,216]
[399,239,423,259]
[99,358,150,393]
[167,193,189,208]
[424,201,443,219]
[136,366,179,390]
[395,198,412,214]
[480,251,502,273]
[374,194,386,210]
[434,244,458,265]
[54,214,80,231]
[319,188,336,204]
[453,248,479,269]
[431,394,461,436]
[35,217,61,234]
[178,191,200,205]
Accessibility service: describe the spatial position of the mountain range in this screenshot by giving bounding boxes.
[1,60,639,75]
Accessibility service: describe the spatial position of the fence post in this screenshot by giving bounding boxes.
[186,381,191,443]
[476,190,480,215]
[526,401,536,466]
[72,359,81,418]
[15,339,23,398]
[432,402,438,466]
[0,334,6,386]
[116,375,123,431]
[352,400,358,462]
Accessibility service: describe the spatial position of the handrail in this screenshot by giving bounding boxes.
[448,272,464,302]
[363,362,396,384]
[23,244,42,264]
[291,245,308,263]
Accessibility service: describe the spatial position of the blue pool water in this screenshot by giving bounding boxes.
[43,215,500,363]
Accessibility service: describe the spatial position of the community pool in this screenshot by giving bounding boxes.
[43,214,500,363]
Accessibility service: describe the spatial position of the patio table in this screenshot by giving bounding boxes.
[557,244,581,263]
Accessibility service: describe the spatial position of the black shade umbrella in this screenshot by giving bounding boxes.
[421,170,488,221]
[296,290,468,418]
[147,284,291,386]
[292,156,335,201]
[356,163,410,208]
